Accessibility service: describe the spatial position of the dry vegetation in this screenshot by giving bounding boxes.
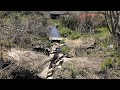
[51,11,120,79]
[0,11,120,79]
[0,11,52,79]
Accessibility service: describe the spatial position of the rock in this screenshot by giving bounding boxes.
[58,53,64,58]
[48,68,53,72]
[56,59,64,66]
[60,44,65,46]
[47,69,53,76]
[56,61,60,66]
[108,45,114,49]
[47,77,53,79]
[65,54,73,58]
[57,66,62,69]
[47,72,52,76]
[51,46,57,51]
[49,54,55,58]
[37,62,50,79]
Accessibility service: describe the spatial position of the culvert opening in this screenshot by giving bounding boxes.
[10,67,42,79]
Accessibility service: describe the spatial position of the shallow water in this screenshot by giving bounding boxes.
[49,26,61,37]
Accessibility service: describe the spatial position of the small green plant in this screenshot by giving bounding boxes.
[101,58,113,70]
[68,31,81,40]
[61,46,70,54]
[95,26,110,39]
[46,41,53,47]
[96,36,112,49]
[60,39,65,44]
[60,27,81,40]
[1,40,16,47]
[60,27,72,38]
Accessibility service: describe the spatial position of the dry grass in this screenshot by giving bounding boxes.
[64,37,95,48]
[52,57,102,79]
